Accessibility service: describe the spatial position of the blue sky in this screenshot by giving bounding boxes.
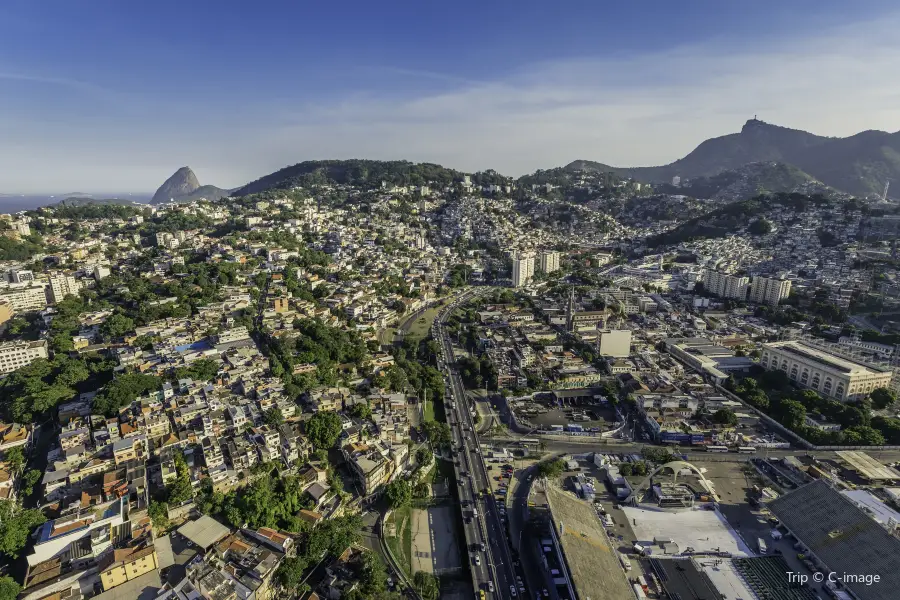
[2,0,900,193]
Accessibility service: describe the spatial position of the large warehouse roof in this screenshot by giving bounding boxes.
[768,480,900,600]
[177,515,231,551]
[834,451,900,481]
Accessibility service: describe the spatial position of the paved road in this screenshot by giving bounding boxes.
[435,289,520,599]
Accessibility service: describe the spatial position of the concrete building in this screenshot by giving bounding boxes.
[749,275,792,306]
[9,269,34,284]
[761,340,893,402]
[539,250,560,274]
[0,340,48,374]
[93,265,111,281]
[48,273,81,304]
[597,329,632,358]
[702,269,749,301]
[0,283,48,313]
[512,254,535,288]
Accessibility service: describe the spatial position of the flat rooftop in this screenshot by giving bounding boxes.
[766,341,888,374]
[768,480,900,600]
[622,506,752,557]
[647,558,724,600]
[177,515,231,551]
[835,451,900,481]
[545,484,633,600]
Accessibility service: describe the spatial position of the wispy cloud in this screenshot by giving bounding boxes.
[5,9,900,192]
[0,71,119,98]
[255,11,900,177]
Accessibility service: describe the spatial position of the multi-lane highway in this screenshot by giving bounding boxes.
[434,289,521,598]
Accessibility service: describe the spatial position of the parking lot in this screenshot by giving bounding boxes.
[511,397,619,433]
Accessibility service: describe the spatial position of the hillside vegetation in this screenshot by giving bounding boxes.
[647,193,863,247]
[568,119,900,197]
[234,159,510,196]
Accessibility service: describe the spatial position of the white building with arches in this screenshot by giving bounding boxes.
[760,340,892,402]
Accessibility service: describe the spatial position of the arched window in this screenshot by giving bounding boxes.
[836,383,845,398]
[800,371,809,384]
[812,375,821,388]
[790,366,799,380]
[780,360,789,371]
[824,380,833,395]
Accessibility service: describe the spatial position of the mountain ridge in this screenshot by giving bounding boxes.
[151,167,230,204]
[566,119,900,197]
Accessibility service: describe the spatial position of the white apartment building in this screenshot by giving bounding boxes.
[48,273,81,304]
[760,340,893,402]
[512,254,535,288]
[0,283,48,313]
[749,275,792,306]
[0,340,49,374]
[8,269,34,284]
[93,265,111,281]
[539,250,560,274]
[702,269,749,301]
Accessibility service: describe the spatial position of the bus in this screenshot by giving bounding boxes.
[520,438,540,449]
[705,446,729,453]
[737,446,757,454]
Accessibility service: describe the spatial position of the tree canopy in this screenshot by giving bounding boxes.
[305,411,343,449]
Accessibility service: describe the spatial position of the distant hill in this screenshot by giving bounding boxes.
[567,119,900,197]
[646,193,865,247]
[653,162,837,201]
[53,196,144,207]
[151,167,230,204]
[233,159,510,196]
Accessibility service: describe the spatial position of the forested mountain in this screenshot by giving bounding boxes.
[646,193,866,247]
[233,159,511,196]
[567,119,900,197]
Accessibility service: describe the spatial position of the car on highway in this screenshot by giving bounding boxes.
[474,555,481,566]
[509,585,518,597]
[487,581,494,593]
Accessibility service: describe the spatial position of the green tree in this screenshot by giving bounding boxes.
[3,447,24,475]
[712,408,738,426]
[870,387,897,410]
[148,500,170,529]
[416,447,433,469]
[0,500,47,558]
[100,313,135,340]
[167,453,193,505]
[843,425,885,446]
[619,462,634,476]
[264,408,285,426]
[22,469,41,496]
[413,571,440,600]
[275,556,310,594]
[347,402,372,420]
[778,399,807,431]
[305,411,343,449]
[0,576,21,600]
[536,458,565,479]
[385,479,411,509]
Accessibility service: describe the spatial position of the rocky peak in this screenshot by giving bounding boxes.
[152,167,201,203]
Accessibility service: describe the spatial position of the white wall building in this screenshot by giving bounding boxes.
[539,250,560,274]
[48,273,81,304]
[750,276,792,306]
[0,340,49,374]
[702,269,749,301]
[761,340,893,402]
[512,254,535,288]
[0,283,48,313]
